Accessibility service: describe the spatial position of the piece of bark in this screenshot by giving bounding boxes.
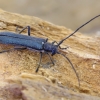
[0,8,99,100]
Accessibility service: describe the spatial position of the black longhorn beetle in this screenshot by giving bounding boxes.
[0,15,99,86]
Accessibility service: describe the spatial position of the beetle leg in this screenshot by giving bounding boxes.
[35,52,42,72]
[52,41,67,49]
[46,52,54,65]
[0,47,26,53]
[16,26,20,33]
[16,26,30,36]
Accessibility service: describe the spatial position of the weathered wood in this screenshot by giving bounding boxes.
[0,8,100,100]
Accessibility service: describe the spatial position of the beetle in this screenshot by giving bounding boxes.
[0,15,99,86]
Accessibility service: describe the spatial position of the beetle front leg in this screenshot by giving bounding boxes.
[46,52,54,65]
[52,41,68,49]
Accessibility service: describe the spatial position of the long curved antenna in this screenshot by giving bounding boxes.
[57,52,80,87]
[57,14,100,46]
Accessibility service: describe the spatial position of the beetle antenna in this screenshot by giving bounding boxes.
[57,14,100,46]
[57,51,80,87]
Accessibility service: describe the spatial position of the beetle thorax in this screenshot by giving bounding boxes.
[43,42,57,56]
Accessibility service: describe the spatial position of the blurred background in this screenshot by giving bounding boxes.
[0,0,100,35]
